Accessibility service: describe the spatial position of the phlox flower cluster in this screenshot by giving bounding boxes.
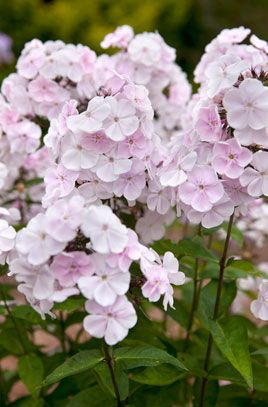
[173,28,268,230]
[1,25,268,337]
[0,26,192,246]
[9,200,184,345]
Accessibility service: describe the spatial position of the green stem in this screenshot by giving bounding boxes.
[102,341,123,407]
[199,213,234,407]
[183,224,202,351]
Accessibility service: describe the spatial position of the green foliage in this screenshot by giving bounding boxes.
[43,350,104,386]
[198,280,237,327]
[114,345,187,371]
[53,297,85,312]
[201,259,268,280]
[131,364,185,386]
[66,385,116,407]
[209,316,253,388]
[153,235,217,262]
[12,305,46,326]
[94,362,129,400]
[18,354,44,397]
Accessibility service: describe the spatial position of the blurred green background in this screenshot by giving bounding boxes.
[0,0,267,79]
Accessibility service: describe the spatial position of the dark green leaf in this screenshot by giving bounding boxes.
[152,236,217,262]
[208,362,245,385]
[0,328,27,355]
[53,297,85,312]
[152,239,181,257]
[18,353,44,396]
[129,382,184,407]
[43,350,104,386]
[94,361,129,401]
[114,346,187,371]
[66,385,115,407]
[12,305,45,326]
[201,260,268,280]
[209,316,253,388]
[252,361,268,392]
[198,281,237,327]
[178,236,217,261]
[131,364,185,386]
[164,298,190,329]
[225,259,268,280]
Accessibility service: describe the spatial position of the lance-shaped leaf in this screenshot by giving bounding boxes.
[114,346,187,371]
[43,350,104,386]
[209,316,253,388]
[18,353,44,397]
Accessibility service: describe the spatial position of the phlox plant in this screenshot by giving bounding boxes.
[0,25,268,406]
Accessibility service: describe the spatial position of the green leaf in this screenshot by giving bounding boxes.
[176,352,206,378]
[129,382,184,407]
[208,362,245,384]
[114,346,187,371]
[164,298,190,329]
[53,297,85,312]
[178,236,217,261]
[252,361,268,392]
[152,239,181,257]
[152,236,217,262]
[198,280,237,327]
[225,259,268,280]
[94,361,129,401]
[0,328,27,355]
[201,259,268,280]
[209,316,253,388]
[12,305,45,326]
[43,350,104,386]
[18,354,44,397]
[131,364,185,386]
[66,385,116,407]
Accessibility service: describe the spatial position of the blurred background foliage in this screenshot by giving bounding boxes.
[0,0,267,79]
